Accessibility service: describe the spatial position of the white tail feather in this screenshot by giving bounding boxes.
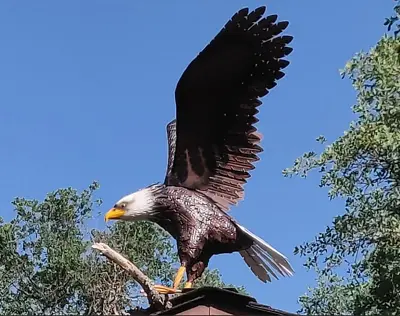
[237,224,294,283]
[239,248,271,282]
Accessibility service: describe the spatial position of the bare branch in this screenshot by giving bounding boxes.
[92,242,172,311]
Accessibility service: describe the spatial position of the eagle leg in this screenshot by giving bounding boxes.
[153,266,186,294]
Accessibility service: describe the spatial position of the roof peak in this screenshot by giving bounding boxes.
[148,286,296,316]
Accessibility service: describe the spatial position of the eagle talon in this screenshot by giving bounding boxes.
[153,284,182,295]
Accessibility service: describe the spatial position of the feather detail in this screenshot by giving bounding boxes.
[237,223,294,282]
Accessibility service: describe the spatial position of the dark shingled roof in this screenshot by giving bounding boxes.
[140,287,297,315]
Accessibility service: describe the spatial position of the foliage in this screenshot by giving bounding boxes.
[384,0,400,37]
[0,182,244,314]
[193,268,248,295]
[283,28,400,316]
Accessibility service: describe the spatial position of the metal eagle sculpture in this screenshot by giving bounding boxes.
[105,6,294,294]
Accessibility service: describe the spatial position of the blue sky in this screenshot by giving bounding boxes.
[0,1,394,313]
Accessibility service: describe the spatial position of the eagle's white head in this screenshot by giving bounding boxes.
[105,184,164,222]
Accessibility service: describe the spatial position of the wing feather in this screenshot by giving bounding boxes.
[164,6,293,211]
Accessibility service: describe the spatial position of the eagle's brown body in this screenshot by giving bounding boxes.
[153,186,252,283]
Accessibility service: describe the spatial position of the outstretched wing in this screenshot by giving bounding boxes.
[164,6,293,211]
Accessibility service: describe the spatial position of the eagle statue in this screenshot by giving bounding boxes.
[105,6,294,294]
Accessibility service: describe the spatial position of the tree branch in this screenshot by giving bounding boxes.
[92,242,172,311]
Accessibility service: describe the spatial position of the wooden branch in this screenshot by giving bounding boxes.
[92,242,172,311]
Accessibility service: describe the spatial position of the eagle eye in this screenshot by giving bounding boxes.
[120,203,127,209]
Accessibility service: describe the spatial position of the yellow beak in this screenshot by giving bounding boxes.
[104,208,126,222]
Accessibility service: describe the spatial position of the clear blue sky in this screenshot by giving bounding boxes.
[0,1,393,313]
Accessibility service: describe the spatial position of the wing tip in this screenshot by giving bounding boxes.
[253,6,266,16]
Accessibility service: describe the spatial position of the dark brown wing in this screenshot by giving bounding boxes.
[164,119,177,184]
[164,6,293,211]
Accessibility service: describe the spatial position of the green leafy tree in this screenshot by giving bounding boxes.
[0,182,245,314]
[193,268,247,295]
[283,5,400,315]
[384,0,400,37]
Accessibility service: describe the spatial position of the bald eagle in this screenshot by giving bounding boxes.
[105,6,294,294]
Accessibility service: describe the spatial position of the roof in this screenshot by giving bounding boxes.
[145,287,297,316]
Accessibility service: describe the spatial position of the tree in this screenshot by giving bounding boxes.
[0,182,245,314]
[283,4,400,315]
[384,0,400,37]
